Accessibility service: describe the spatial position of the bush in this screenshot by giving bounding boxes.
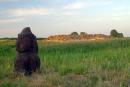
[110,29,124,38]
[117,33,124,38]
[110,29,118,37]
[71,32,78,36]
[80,32,86,36]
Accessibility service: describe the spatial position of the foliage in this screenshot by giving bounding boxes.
[118,33,124,38]
[70,32,79,36]
[110,29,124,38]
[80,32,86,36]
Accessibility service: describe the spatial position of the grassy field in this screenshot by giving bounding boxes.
[0,38,130,87]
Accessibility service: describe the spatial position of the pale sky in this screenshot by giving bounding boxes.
[0,0,130,37]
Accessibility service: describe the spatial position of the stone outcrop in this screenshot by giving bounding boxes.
[14,27,40,75]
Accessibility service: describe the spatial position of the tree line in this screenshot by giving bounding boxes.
[70,29,124,38]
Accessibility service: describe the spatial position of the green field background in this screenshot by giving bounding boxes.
[0,38,130,87]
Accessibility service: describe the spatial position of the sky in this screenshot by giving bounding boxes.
[0,0,130,37]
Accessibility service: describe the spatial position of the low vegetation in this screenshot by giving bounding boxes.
[0,38,130,87]
[110,29,124,38]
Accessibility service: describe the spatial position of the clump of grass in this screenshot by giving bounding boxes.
[1,80,25,87]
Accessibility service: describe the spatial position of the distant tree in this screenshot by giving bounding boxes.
[117,33,124,38]
[110,29,124,38]
[80,32,86,36]
[110,29,118,37]
[71,32,78,36]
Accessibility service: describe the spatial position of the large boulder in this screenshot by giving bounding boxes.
[14,27,40,75]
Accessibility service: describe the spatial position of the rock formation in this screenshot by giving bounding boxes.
[14,27,40,75]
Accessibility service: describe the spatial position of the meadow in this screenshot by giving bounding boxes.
[0,38,130,87]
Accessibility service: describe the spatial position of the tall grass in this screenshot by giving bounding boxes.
[0,38,130,87]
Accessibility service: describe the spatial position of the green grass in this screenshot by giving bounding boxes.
[0,38,130,87]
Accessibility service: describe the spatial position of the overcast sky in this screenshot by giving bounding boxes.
[0,0,130,37]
